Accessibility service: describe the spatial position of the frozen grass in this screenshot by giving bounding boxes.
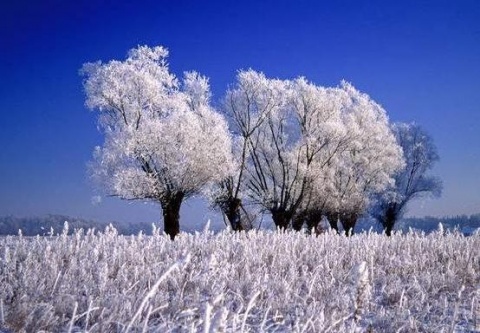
[0,224,479,332]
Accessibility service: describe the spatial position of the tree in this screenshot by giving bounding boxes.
[208,70,276,231]
[219,72,403,232]
[236,74,346,230]
[372,122,442,236]
[289,81,350,232]
[82,46,233,239]
[295,82,404,235]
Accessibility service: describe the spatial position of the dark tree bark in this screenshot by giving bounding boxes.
[382,205,398,237]
[305,210,323,235]
[224,197,244,231]
[161,192,185,240]
[271,208,293,230]
[340,212,358,236]
[292,210,324,234]
[292,211,306,231]
[326,212,340,234]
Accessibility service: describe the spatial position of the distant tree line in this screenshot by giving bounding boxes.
[0,215,153,236]
[0,213,478,237]
[395,214,480,236]
[81,45,442,239]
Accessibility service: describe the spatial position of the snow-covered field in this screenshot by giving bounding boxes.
[0,225,479,332]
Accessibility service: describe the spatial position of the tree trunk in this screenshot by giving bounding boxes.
[271,209,292,230]
[161,192,184,240]
[224,198,244,231]
[292,211,306,231]
[340,212,358,236]
[292,210,323,234]
[326,212,339,233]
[385,223,394,237]
[305,210,323,235]
[383,205,398,237]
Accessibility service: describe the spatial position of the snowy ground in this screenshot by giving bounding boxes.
[0,225,479,332]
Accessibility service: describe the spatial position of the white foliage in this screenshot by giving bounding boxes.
[219,70,403,225]
[319,82,404,217]
[82,46,233,203]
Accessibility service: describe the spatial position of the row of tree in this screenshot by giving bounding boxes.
[82,45,441,239]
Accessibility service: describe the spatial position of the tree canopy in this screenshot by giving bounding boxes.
[82,46,233,239]
[371,122,442,236]
[81,46,440,237]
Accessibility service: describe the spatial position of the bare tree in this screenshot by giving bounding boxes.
[372,122,442,236]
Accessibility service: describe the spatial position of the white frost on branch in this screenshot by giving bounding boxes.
[82,45,234,204]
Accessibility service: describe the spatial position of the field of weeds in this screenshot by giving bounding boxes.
[0,224,479,332]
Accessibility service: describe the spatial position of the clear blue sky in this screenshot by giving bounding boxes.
[1,0,479,228]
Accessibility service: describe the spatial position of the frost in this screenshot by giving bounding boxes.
[82,45,234,239]
[0,229,478,332]
[211,70,403,233]
[371,122,442,236]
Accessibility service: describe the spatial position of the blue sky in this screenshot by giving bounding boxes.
[1,0,479,228]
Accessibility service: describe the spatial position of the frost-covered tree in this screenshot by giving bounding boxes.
[82,46,233,239]
[238,74,335,229]
[209,70,276,231]
[372,122,442,236]
[219,72,402,232]
[288,81,349,232]
[322,83,404,235]
[215,71,311,229]
[293,82,403,235]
